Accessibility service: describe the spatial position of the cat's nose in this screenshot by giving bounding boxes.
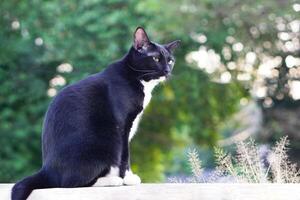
[164,68,171,75]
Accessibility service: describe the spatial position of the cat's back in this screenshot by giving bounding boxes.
[48,73,103,110]
[42,62,128,133]
[42,67,116,157]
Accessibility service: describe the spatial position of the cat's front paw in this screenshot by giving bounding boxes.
[123,171,141,185]
[93,176,124,187]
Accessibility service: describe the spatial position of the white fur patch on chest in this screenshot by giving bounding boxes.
[128,77,165,141]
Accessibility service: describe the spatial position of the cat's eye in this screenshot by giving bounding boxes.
[152,56,160,62]
[168,59,174,65]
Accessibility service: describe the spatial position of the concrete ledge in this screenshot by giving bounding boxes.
[1,183,300,200]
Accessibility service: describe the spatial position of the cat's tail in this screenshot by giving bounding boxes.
[11,169,52,200]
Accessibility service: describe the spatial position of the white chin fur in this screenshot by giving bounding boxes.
[123,170,141,185]
[140,76,165,109]
[128,76,165,141]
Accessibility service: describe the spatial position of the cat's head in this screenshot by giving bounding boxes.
[128,27,180,81]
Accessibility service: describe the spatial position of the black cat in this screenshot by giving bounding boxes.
[11,27,180,200]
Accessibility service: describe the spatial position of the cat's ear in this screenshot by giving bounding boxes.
[165,40,181,53]
[133,27,151,50]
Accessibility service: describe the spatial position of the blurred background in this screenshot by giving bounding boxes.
[0,0,299,183]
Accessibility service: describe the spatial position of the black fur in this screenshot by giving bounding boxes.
[11,27,180,200]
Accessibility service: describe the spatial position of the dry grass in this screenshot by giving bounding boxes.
[184,136,300,183]
[187,149,203,182]
[269,136,300,183]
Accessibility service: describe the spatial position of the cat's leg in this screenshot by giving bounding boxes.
[93,166,123,187]
[120,140,141,185]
